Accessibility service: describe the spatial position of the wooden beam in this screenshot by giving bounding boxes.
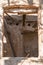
[22,26,37,32]
[4,11,15,22]
[23,14,26,26]
[4,10,38,15]
[3,5,39,10]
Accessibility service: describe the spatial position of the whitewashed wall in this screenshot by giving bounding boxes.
[0,0,40,5]
[0,7,3,58]
[38,0,43,58]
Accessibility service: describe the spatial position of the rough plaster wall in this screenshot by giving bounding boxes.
[10,0,39,5]
[38,0,43,58]
[0,7,3,58]
[0,0,39,5]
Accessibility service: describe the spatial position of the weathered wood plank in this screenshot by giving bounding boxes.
[3,5,39,10]
[4,11,38,14]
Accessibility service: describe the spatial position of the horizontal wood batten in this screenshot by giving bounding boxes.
[3,5,39,10]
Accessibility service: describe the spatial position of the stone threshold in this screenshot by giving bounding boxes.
[1,57,43,62]
[0,57,43,65]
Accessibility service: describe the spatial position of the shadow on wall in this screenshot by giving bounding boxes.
[27,0,33,4]
[40,0,43,4]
